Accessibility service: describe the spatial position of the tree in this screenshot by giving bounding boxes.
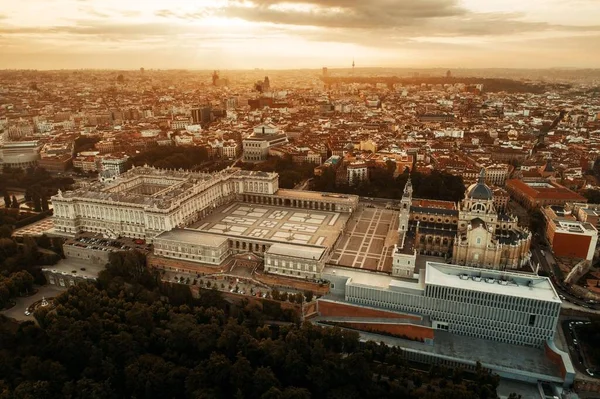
[3,192,10,208]
[37,234,51,250]
[303,290,313,302]
[11,195,19,209]
[32,193,41,212]
[41,196,49,212]
[584,189,600,204]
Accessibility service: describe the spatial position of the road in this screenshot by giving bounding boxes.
[293,178,312,191]
[530,237,600,311]
[1,285,66,321]
[562,319,598,379]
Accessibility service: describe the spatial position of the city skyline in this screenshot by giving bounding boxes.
[1,0,600,70]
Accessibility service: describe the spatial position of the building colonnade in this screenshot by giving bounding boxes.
[241,194,338,212]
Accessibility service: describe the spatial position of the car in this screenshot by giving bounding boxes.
[559,295,565,300]
[573,339,578,345]
[24,310,31,316]
[262,293,268,298]
[587,369,595,376]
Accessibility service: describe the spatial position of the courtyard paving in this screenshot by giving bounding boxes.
[329,207,399,272]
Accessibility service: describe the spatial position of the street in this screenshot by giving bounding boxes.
[530,236,600,310]
[1,285,66,321]
[562,319,598,379]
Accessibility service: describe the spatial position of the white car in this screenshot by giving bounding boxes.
[24,310,31,316]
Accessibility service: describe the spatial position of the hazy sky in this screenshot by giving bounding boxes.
[1,0,599,69]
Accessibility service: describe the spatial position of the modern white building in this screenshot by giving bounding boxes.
[325,261,562,348]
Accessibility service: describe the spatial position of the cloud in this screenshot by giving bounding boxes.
[212,0,465,29]
[150,0,600,40]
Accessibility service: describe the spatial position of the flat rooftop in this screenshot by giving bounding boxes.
[155,229,229,247]
[323,266,407,290]
[267,243,326,261]
[276,189,358,203]
[553,219,597,233]
[342,328,563,381]
[425,262,561,303]
[190,202,348,248]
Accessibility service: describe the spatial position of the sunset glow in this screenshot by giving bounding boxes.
[0,0,599,69]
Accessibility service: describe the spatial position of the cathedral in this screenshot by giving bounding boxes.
[393,170,531,276]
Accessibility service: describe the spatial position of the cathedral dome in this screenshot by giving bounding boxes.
[466,169,493,200]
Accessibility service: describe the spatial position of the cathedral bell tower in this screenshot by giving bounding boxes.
[398,176,412,233]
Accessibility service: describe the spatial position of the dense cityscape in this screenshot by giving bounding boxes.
[1,66,600,398]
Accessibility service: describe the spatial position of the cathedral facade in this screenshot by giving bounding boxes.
[396,170,531,272]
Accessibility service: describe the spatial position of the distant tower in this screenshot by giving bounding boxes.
[398,176,412,234]
[352,58,355,75]
[322,67,328,78]
[263,76,270,91]
[446,69,451,78]
[140,67,144,74]
[212,70,219,86]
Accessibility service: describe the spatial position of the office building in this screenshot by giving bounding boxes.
[542,205,598,261]
[325,261,561,347]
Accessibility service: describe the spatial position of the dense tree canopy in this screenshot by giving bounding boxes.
[312,168,466,202]
[0,167,73,198]
[239,156,316,189]
[131,146,210,170]
[583,189,600,204]
[0,250,503,398]
[73,136,101,154]
[0,230,62,309]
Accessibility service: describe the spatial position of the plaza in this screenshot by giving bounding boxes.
[329,207,398,272]
[190,202,348,249]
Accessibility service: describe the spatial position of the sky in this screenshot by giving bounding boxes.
[0,0,599,69]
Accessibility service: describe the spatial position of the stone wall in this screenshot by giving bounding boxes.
[148,254,225,275]
[317,299,421,320]
[254,271,330,295]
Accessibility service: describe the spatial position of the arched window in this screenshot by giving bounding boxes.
[472,203,485,212]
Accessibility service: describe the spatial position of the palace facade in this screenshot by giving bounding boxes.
[52,165,357,239]
[52,165,359,280]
